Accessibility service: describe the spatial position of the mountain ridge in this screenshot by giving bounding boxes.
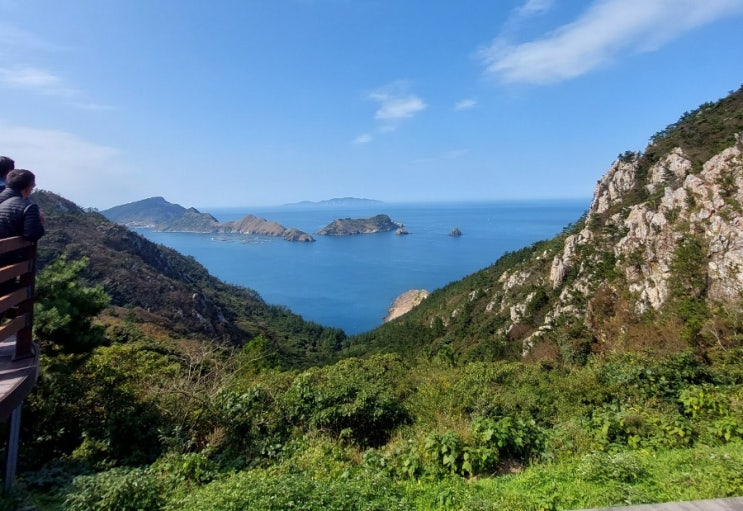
[101,197,315,242]
[349,85,743,362]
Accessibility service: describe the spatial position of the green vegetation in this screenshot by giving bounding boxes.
[5,276,742,510]
[1,256,740,509]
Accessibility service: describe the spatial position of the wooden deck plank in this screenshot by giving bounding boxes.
[0,338,39,421]
[574,497,743,510]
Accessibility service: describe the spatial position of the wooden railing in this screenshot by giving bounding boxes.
[0,237,37,360]
[0,236,38,492]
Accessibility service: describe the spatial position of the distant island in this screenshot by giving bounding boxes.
[316,214,400,236]
[102,197,315,242]
[283,197,383,208]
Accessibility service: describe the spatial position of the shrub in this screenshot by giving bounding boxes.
[283,355,409,447]
[64,467,164,511]
[577,451,647,483]
[169,465,411,511]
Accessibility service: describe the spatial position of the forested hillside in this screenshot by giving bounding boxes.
[1,87,742,510]
[33,191,345,367]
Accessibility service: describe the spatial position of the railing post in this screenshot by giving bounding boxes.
[13,242,36,360]
[4,403,22,492]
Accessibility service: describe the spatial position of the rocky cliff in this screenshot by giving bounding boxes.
[351,85,743,362]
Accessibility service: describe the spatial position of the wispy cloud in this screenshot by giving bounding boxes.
[0,122,130,207]
[0,66,60,87]
[0,24,113,110]
[480,0,743,84]
[0,24,64,54]
[514,0,554,19]
[454,99,477,111]
[367,82,427,124]
[371,94,426,121]
[352,133,373,145]
[0,65,91,101]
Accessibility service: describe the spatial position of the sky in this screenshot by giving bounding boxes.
[1,0,742,210]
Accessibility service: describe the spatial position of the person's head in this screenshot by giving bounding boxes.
[5,169,36,197]
[0,156,14,179]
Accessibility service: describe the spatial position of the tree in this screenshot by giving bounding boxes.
[34,256,110,354]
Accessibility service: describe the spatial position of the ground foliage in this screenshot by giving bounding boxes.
[4,257,742,509]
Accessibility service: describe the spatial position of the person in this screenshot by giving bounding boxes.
[0,169,45,242]
[0,156,14,191]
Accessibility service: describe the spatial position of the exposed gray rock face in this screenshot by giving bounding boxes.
[552,143,743,316]
[385,289,429,323]
[424,135,743,355]
[282,228,315,242]
[592,157,638,215]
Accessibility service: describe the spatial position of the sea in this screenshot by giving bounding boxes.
[134,199,589,335]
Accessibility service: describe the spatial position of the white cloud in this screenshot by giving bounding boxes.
[0,65,114,108]
[0,65,86,101]
[353,133,373,145]
[481,0,743,84]
[0,122,135,208]
[0,24,111,109]
[367,82,427,123]
[0,66,60,87]
[372,94,426,121]
[514,0,554,18]
[454,99,477,111]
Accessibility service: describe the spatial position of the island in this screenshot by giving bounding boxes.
[283,197,384,208]
[102,197,315,242]
[316,214,400,236]
[282,228,315,242]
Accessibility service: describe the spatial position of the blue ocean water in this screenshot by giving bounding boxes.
[135,200,588,335]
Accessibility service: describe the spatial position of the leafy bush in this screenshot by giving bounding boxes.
[577,451,647,483]
[169,465,410,511]
[283,355,409,447]
[64,467,164,511]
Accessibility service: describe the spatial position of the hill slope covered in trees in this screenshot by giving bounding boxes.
[33,192,345,367]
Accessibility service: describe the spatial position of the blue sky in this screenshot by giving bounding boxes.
[1,0,742,210]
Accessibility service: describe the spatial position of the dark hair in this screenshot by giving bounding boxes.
[5,169,35,191]
[0,156,14,179]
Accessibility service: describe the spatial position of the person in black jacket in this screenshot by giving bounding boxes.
[0,169,45,242]
[0,156,14,191]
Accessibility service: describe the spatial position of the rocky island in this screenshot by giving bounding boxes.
[219,215,286,236]
[102,197,315,242]
[316,214,400,236]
